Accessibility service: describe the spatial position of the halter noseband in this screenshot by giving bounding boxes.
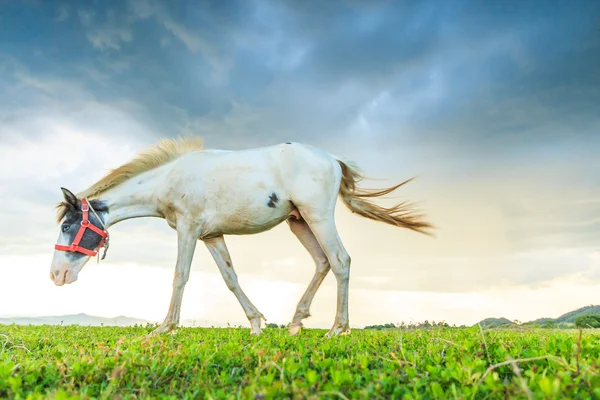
[55,198,110,261]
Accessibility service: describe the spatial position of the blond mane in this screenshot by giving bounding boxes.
[56,136,204,222]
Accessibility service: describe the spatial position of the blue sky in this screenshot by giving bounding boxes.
[0,0,599,327]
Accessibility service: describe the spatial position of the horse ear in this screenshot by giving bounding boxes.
[61,187,79,208]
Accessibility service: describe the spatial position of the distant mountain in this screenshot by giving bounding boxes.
[524,318,555,326]
[555,305,600,323]
[476,305,600,328]
[476,317,515,328]
[0,313,152,327]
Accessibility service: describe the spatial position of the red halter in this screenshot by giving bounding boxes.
[55,199,109,258]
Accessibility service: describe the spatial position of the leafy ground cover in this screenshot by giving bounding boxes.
[1,325,599,399]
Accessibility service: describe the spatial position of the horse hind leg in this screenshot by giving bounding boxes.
[286,157,352,337]
[287,216,331,336]
[306,217,351,337]
[290,206,352,337]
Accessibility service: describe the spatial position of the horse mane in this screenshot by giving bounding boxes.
[55,136,204,223]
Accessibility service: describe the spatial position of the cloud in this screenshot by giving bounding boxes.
[86,26,133,51]
[55,4,70,22]
[161,20,203,53]
[77,8,133,51]
[77,9,94,26]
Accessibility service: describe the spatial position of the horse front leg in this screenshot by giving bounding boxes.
[150,223,198,335]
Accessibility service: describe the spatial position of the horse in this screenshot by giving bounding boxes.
[50,137,433,337]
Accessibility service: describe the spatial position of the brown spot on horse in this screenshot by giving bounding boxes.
[267,192,279,208]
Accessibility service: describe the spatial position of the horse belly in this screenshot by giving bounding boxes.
[199,175,295,236]
[201,201,290,237]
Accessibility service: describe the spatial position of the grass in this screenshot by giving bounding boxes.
[1,325,599,399]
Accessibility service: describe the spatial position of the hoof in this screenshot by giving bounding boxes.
[249,315,265,336]
[325,325,351,338]
[289,324,302,336]
[149,323,176,336]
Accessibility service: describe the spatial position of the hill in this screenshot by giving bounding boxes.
[555,305,600,323]
[523,318,555,326]
[0,313,150,327]
[475,317,514,328]
[475,304,600,328]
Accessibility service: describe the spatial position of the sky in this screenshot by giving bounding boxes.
[0,0,599,329]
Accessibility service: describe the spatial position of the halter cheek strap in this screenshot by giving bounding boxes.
[55,199,110,260]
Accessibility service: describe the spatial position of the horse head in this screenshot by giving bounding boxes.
[50,188,109,286]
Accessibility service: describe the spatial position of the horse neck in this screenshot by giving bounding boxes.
[99,171,164,228]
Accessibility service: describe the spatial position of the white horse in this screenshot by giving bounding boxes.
[50,137,432,337]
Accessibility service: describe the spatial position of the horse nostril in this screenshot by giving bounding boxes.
[50,270,60,281]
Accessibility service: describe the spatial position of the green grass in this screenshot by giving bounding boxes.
[1,325,599,399]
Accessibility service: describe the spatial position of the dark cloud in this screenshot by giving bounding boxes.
[3,0,598,150]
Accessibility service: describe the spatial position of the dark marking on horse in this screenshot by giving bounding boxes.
[267,192,279,208]
[285,142,291,144]
[181,193,186,198]
[226,260,232,268]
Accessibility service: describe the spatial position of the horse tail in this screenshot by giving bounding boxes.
[336,159,434,236]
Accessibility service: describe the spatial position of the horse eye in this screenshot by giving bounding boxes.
[62,224,70,232]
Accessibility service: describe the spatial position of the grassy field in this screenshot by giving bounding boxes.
[1,325,599,399]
